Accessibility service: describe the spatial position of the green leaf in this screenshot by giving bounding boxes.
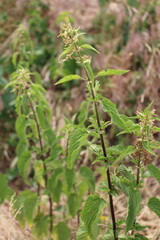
[33,214,49,239]
[65,168,75,192]
[142,142,156,156]
[147,197,160,218]
[83,59,94,84]
[126,190,141,232]
[4,81,16,90]
[147,164,160,183]
[79,166,95,193]
[102,98,126,129]
[81,44,99,54]
[18,151,31,183]
[55,75,81,85]
[0,174,13,203]
[97,69,129,77]
[67,128,88,169]
[59,45,74,59]
[81,195,106,239]
[76,223,88,240]
[14,191,38,225]
[113,146,135,164]
[102,98,138,133]
[55,222,70,240]
[67,193,79,217]
[33,160,45,187]
[135,234,148,240]
[118,164,135,181]
[77,100,90,125]
[36,105,49,129]
[15,115,29,140]
[16,140,28,157]
[24,192,38,223]
[47,168,63,202]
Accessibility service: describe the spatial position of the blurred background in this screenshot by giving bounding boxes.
[0,0,160,239]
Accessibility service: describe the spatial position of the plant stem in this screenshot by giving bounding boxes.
[89,84,118,240]
[73,43,118,240]
[27,93,53,235]
[136,151,141,185]
[132,144,142,236]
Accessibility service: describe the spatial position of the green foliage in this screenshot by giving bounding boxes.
[18,151,31,183]
[147,164,160,183]
[147,197,160,218]
[14,191,38,224]
[97,69,129,76]
[67,193,79,217]
[67,127,88,169]
[33,214,50,239]
[81,195,106,239]
[0,174,13,203]
[126,190,142,232]
[55,221,71,240]
[102,98,138,133]
[81,44,100,54]
[2,18,160,240]
[55,74,81,85]
[79,166,95,193]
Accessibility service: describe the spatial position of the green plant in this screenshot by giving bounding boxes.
[55,22,160,240]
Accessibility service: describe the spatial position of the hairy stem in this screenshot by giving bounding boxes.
[136,151,141,185]
[73,43,118,240]
[27,93,53,235]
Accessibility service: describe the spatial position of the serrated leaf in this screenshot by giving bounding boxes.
[59,45,74,59]
[118,164,135,181]
[97,69,129,77]
[55,75,81,85]
[24,192,38,223]
[126,190,141,232]
[113,146,135,164]
[79,166,95,193]
[102,98,138,133]
[30,84,48,104]
[65,168,75,192]
[33,160,45,187]
[142,142,156,156]
[33,214,49,239]
[55,222,70,240]
[83,59,94,84]
[135,234,148,240]
[47,168,63,202]
[18,151,31,183]
[67,128,88,169]
[147,164,160,183]
[16,140,28,157]
[15,115,30,140]
[76,223,88,240]
[14,191,38,225]
[81,195,106,239]
[67,193,79,217]
[81,44,99,54]
[77,100,90,125]
[4,81,16,90]
[102,98,126,129]
[0,174,13,203]
[36,105,49,129]
[148,197,160,218]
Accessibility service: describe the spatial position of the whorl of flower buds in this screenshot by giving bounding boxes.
[59,23,79,47]
[137,109,155,142]
[11,68,32,92]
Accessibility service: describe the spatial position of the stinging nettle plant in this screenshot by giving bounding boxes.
[55,22,160,240]
[3,21,160,240]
